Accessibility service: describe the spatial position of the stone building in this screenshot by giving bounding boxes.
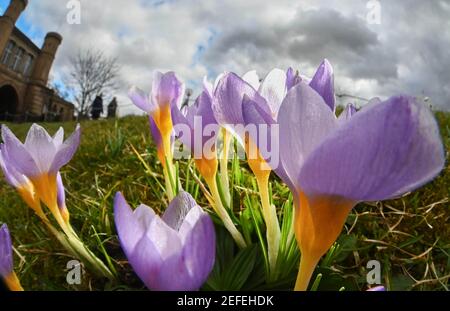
[0,0,74,122]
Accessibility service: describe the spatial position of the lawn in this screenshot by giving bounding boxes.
[0,111,449,291]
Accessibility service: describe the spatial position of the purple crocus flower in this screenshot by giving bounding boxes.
[367,286,386,291]
[286,59,335,112]
[274,82,444,290]
[337,103,357,124]
[114,191,216,291]
[286,67,302,91]
[171,83,220,179]
[308,59,335,112]
[212,72,270,136]
[129,71,184,200]
[0,224,23,291]
[128,71,184,156]
[0,144,28,188]
[172,88,218,157]
[0,224,13,278]
[240,67,302,119]
[0,145,44,218]
[1,124,80,211]
[171,77,247,249]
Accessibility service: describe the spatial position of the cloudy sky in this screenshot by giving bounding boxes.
[1,0,449,114]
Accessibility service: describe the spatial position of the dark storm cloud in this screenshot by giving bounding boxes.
[202,1,449,110]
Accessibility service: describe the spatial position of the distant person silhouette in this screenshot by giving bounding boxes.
[91,94,103,120]
[107,97,118,118]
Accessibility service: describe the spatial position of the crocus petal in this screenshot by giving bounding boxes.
[242,70,261,90]
[286,67,302,91]
[56,172,66,210]
[128,232,165,290]
[172,90,218,153]
[152,71,185,109]
[114,192,154,257]
[309,59,335,112]
[179,206,215,290]
[203,76,214,97]
[128,86,154,113]
[337,103,357,124]
[242,96,274,154]
[162,191,197,231]
[148,116,163,149]
[152,248,192,291]
[212,72,269,127]
[53,127,64,148]
[145,215,182,260]
[23,124,56,173]
[171,102,191,149]
[1,125,39,177]
[0,146,22,188]
[192,92,218,148]
[367,286,385,291]
[298,96,445,201]
[258,68,287,118]
[277,82,338,190]
[286,67,295,90]
[0,224,13,277]
[49,124,81,174]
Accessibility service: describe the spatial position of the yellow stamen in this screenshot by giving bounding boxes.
[4,272,24,291]
[294,191,354,291]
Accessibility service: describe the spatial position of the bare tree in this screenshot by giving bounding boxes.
[69,49,120,118]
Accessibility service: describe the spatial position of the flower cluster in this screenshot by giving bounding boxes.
[0,59,445,291]
[128,60,444,290]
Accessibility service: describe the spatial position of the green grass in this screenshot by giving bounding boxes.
[0,112,448,291]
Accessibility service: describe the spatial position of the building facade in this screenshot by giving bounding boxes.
[0,0,74,122]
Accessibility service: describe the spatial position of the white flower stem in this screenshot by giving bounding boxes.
[256,173,280,279]
[206,175,247,249]
[219,128,232,208]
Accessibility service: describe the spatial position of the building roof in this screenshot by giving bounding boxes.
[11,26,40,54]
